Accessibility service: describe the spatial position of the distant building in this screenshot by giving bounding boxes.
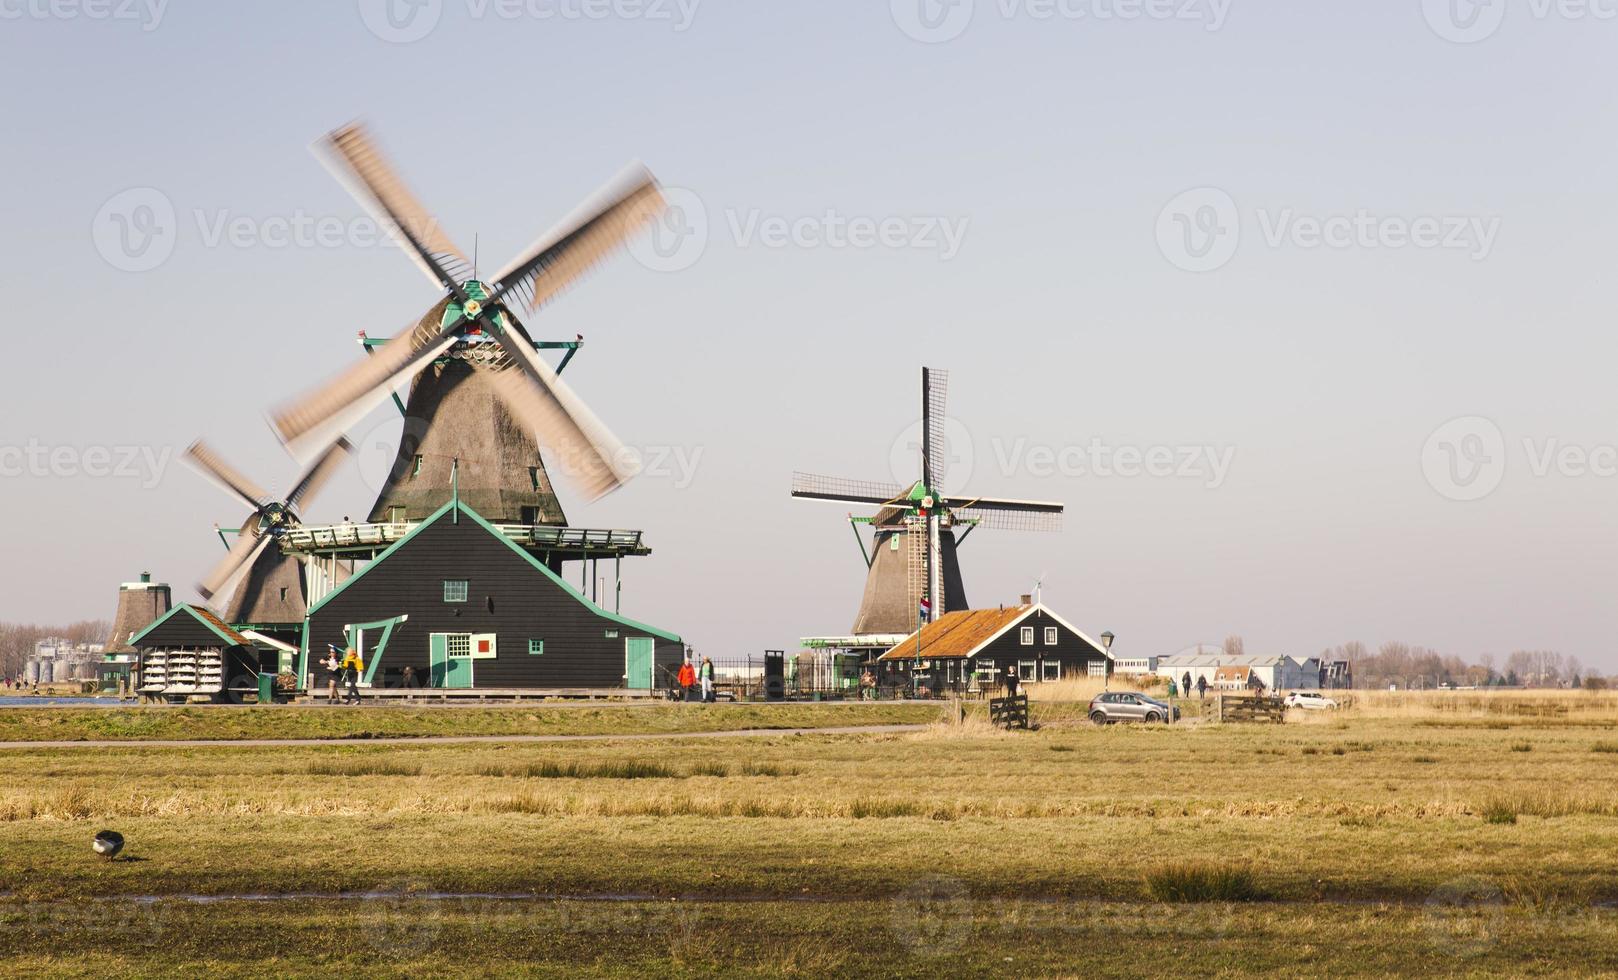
[1158,653,1322,695]
[1112,656,1158,675]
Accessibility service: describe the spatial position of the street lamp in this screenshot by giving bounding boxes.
[1100,631,1115,692]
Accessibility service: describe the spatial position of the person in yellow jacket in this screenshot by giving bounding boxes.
[340,648,365,705]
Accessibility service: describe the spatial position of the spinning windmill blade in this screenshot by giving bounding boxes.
[272,123,667,502]
[318,122,473,292]
[184,438,353,600]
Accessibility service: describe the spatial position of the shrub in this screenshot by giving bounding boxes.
[1481,800,1519,825]
[1145,863,1260,903]
[1510,742,1532,753]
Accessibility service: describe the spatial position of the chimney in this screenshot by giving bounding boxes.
[1019,594,1032,607]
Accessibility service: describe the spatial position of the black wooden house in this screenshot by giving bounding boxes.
[879,602,1112,694]
[300,499,683,692]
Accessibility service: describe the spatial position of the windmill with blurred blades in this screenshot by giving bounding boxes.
[270,121,668,527]
[184,438,353,626]
[792,367,1065,636]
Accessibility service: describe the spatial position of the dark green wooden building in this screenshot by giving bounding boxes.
[300,499,683,692]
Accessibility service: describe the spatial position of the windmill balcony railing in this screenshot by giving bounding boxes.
[279,521,649,556]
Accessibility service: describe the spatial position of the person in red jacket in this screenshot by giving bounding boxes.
[677,660,697,702]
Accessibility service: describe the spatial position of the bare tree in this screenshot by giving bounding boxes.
[1223,635,1245,658]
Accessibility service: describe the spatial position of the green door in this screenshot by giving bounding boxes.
[429,634,448,687]
[429,634,474,689]
[625,637,654,690]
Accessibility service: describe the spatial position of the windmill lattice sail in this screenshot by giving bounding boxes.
[791,367,1065,635]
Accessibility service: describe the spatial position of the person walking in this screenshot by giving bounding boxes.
[699,655,715,703]
[677,659,696,702]
[341,647,364,705]
[322,646,342,704]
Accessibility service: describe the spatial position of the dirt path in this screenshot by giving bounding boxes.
[0,723,927,750]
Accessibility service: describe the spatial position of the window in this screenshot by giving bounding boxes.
[1020,627,1034,646]
[1088,661,1108,678]
[529,467,541,491]
[604,629,619,639]
[1018,660,1037,681]
[528,639,544,656]
[279,587,288,602]
[446,634,471,659]
[1042,661,1061,682]
[443,580,469,603]
[1044,627,1058,646]
[387,506,407,523]
[412,455,423,477]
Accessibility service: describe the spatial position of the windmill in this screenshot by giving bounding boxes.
[184,438,353,625]
[270,122,668,525]
[792,367,1064,635]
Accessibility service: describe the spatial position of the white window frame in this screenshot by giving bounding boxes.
[1018,660,1037,681]
[1020,627,1035,646]
[1044,627,1058,646]
[443,579,469,603]
[1042,661,1061,682]
[1087,660,1107,678]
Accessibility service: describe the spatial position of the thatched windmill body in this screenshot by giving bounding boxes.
[272,123,667,525]
[793,367,1065,636]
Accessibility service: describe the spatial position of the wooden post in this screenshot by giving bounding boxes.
[951,697,964,726]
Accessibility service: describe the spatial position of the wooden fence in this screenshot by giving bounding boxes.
[1217,695,1287,723]
[989,694,1030,730]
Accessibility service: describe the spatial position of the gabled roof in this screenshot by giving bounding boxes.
[129,603,252,648]
[878,603,1110,662]
[308,498,680,643]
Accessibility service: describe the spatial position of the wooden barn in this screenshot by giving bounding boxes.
[878,600,1112,695]
[299,498,684,693]
[130,604,291,703]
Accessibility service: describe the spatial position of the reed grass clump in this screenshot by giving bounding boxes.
[1144,863,1260,903]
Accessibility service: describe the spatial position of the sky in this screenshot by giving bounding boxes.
[1,1,1616,668]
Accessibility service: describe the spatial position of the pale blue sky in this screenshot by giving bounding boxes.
[2,2,1616,666]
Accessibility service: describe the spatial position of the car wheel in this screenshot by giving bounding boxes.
[1090,710,1108,725]
[1145,711,1163,723]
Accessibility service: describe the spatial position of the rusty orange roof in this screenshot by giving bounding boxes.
[1214,665,1250,681]
[878,606,1033,661]
[192,606,252,646]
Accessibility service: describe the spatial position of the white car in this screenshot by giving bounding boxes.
[1284,691,1338,710]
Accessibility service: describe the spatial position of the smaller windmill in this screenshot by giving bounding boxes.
[792,367,1064,636]
[184,438,353,624]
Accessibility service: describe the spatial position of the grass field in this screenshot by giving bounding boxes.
[5,693,1618,976]
[0,701,940,743]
